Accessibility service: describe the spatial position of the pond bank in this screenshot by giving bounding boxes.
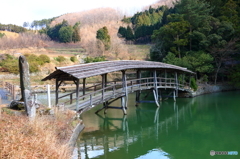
[180,83,239,97]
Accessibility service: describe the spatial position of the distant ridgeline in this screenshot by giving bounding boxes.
[118,6,168,43]
[0,17,57,34]
[0,24,27,33]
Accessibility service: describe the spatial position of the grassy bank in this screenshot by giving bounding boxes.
[0,107,76,159]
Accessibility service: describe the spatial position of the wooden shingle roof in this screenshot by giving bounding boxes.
[42,60,194,81]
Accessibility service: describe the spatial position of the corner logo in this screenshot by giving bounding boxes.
[210,150,215,156]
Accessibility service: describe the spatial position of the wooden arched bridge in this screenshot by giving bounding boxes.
[42,60,195,114]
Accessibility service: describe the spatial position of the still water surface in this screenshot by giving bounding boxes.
[74,91,240,159]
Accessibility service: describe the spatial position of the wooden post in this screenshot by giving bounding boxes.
[83,78,86,96]
[153,89,160,107]
[123,71,128,109]
[76,79,80,111]
[90,94,92,106]
[121,70,128,114]
[121,97,127,115]
[105,74,107,88]
[55,79,59,105]
[165,69,167,88]
[136,70,141,104]
[153,70,158,100]
[70,94,73,104]
[173,90,176,102]
[101,74,106,101]
[122,71,126,93]
[137,70,141,88]
[47,84,51,108]
[175,72,178,97]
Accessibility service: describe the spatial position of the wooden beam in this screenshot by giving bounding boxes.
[76,79,80,111]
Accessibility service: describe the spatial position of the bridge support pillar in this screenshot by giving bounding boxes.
[173,90,176,102]
[153,70,160,107]
[153,89,160,107]
[75,79,80,111]
[121,96,127,115]
[135,70,141,106]
[135,90,141,106]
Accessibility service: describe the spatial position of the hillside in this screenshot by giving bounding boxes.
[145,0,177,9]
[0,31,19,38]
[50,8,150,60]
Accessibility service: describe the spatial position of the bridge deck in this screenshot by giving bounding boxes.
[42,60,194,113]
[64,77,191,111]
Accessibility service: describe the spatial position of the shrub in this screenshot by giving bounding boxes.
[1,59,19,74]
[38,54,50,65]
[28,61,40,73]
[70,56,77,62]
[55,56,66,63]
[0,54,19,74]
[190,77,198,91]
[84,56,106,63]
[0,54,51,74]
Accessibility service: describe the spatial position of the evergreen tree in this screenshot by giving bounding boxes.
[96,26,111,50]
[126,26,134,40]
[118,26,127,38]
[72,22,81,43]
[59,26,73,43]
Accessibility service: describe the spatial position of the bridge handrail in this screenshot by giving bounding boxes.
[64,77,189,104]
[62,76,191,106]
[58,81,124,100]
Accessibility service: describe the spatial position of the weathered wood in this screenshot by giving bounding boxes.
[55,79,59,105]
[175,72,178,97]
[76,79,80,111]
[47,84,51,108]
[121,97,127,115]
[83,78,86,96]
[44,60,195,114]
[153,70,159,100]
[153,89,160,107]
[42,60,195,81]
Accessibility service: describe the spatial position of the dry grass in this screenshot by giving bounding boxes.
[0,109,75,159]
[0,31,19,38]
[0,32,50,50]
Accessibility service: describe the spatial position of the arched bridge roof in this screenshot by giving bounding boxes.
[42,60,194,81]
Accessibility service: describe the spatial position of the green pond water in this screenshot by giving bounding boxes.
[75,91,240,159]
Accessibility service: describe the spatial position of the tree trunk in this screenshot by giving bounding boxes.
[214,62,221,85]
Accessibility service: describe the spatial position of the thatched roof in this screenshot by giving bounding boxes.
[42,60,194,81]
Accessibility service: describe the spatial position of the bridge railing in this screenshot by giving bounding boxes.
[62,76,191,108]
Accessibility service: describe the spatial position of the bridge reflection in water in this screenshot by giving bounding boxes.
[74,98,194,159]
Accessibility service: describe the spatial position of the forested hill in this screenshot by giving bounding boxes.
[118,0,240,86]
[0,24,27,33]
[148,0,240,86]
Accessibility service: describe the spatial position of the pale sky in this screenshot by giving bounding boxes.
[1,0,159,26]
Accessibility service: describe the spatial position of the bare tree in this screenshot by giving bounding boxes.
[209,39,237,84]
